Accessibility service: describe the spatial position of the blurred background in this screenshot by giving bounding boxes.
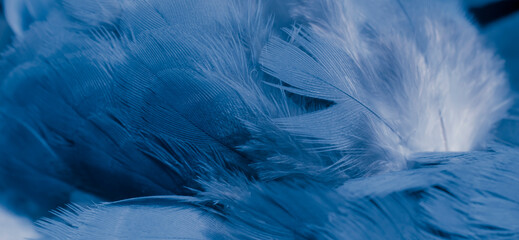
[0,0,516,82]
[2,0,516,86]
[465,0,519,89]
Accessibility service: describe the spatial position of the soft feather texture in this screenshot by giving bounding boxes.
[0,0,518,239]
[38,198,223,240]
[37,146,519,239]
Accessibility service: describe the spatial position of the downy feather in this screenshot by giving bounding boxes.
[0,0,517,239]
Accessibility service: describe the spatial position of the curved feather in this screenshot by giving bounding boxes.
[37,198,222,240]
[258,0,510,174]
[0,0,279,213]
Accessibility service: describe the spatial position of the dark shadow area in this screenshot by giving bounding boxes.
[469,0,519,26]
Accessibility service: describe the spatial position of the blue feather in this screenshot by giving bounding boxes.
[0,0,518,239]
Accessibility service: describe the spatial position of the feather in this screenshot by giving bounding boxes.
[38,146,519,239]
[37,198,223,240]
[2,0,55,36]
[0,0,277,213]
[0,0,518,239]
[258,0,510,174]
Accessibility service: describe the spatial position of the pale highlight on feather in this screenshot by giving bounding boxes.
[264,0,510,168]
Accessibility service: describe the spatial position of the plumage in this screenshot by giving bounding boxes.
[0,0,518,239]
